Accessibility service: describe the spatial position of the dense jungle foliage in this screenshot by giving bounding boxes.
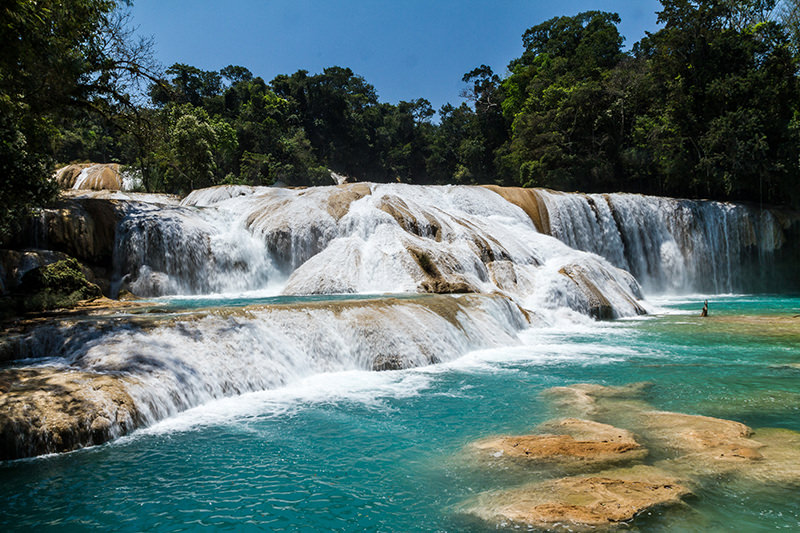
[3,0,800,240]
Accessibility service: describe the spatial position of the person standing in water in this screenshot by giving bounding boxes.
[700,300,708,317]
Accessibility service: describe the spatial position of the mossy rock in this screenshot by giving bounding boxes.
[18,258,102,311]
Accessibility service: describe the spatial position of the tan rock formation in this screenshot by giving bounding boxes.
[0,367,140,460]
[325,183,371,220]
[542,382,653,418]
[559,264,646,319]
[54,163,123,191]
[472,418,647,471]
[542,382,800,485]
[462,465,690,529]
[25,197,122,269]
[482,185,552,234]
[638,410,763,460]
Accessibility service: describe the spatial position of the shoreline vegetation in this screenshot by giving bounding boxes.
[2,1,800,245]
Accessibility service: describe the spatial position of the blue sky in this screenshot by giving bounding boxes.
[130,0,663,112]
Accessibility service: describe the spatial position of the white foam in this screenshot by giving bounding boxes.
[133,369,434,435]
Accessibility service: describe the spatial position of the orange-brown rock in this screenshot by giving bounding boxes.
[0,367,141,460]
[482,185,552,234]
[473,418,646,470]
[462,465,690,529]
[54,163,123,191]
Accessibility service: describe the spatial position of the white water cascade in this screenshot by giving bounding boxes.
[537,190,795,293]
[113,184,646,318]
[13,294,528,431]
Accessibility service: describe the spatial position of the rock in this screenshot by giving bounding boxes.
[18,257,103,311]
[461,465,690,529]
[372,354,408,371]
[407,247,476,294]
[325,183,371,220]
[472,418,647,471]
[542,382,653,418]
[54,163,123,191]
[559,264,645,319]
[8,196,126,295]
[742,428,800,485]
[28,197,122,265]
[419,278,472,294]
[541,382,800,485]
[379,195,444,241]
[482,185,552,234]
[637,410,762,460]
[0,367,141,460]
[0,249,73,295]
[54,164,86,189]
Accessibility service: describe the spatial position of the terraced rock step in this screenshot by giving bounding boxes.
[0,368,140,460]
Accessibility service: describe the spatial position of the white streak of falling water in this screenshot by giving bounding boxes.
[538,190,788,293]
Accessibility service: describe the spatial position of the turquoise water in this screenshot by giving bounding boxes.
[1,295,799,531]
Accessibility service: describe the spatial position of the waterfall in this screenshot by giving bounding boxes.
[533,190,797,294]
[1,294,528,457]
[5,183,798,458]
[113,184,646,318]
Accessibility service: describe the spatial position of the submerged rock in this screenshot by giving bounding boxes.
[461,465,690,529]
[541,382,800,486]
[542,382,653,418]
[638,410,762,460]
[472,418,647,471]
[0,368,140,460]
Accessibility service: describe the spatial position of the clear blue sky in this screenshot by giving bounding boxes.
[130,0,663,112]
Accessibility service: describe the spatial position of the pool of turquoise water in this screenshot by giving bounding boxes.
[1,295,799,531]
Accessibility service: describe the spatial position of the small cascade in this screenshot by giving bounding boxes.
[536,190,796,293]
[112,203,281,296]
[0,294,529,458]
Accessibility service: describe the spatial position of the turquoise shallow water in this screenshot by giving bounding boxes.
[1,295,799,531]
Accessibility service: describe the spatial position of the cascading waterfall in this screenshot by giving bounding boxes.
[536,190,795,293]
[1,294,528,458]
[114,184,646,317]
[112,204,281,296]
[4,182,798,459]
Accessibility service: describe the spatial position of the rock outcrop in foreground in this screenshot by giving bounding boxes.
[0,368,140,460]
[463,465,689,530]
[472,418,647,471]
[461,382,800,529]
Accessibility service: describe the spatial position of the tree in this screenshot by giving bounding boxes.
[502,11,626,190]
[0,0,158,240]
[633,0,799,201]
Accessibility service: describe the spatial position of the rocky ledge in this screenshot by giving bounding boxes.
[472,418,647,471]
[462,465,689,530]
[0,368,140,460]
